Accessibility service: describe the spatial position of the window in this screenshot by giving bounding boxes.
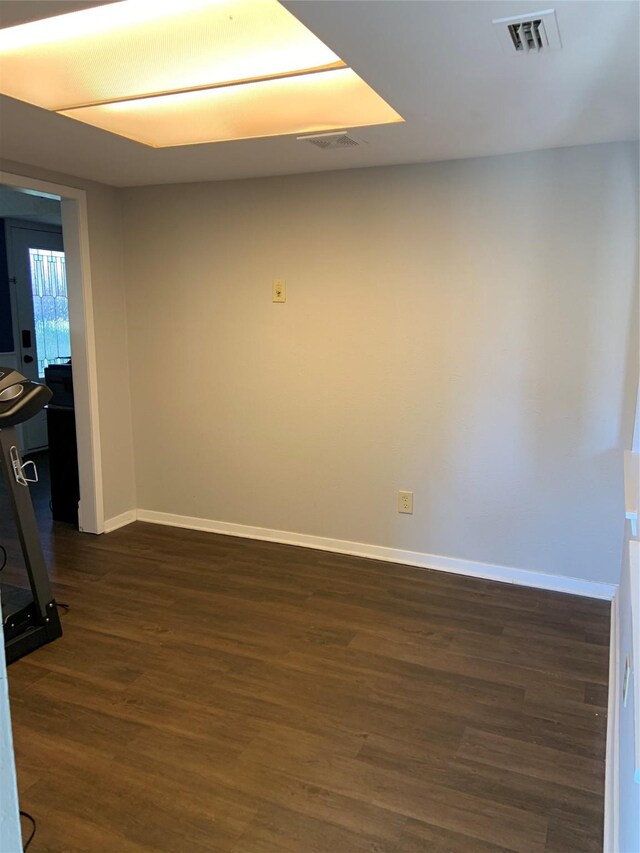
[28,248,70,377]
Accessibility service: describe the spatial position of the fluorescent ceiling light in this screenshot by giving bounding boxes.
[0,0,403,147]
[59,68,399,147]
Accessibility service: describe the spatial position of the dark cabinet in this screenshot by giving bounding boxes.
[46,405,79,526]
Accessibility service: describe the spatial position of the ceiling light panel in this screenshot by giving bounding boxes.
[59,68,403,147]
[0,0,343,109]
[0,0,403,147]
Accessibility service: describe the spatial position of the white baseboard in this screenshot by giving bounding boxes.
[135,508,617,600]
[103,509,138,533]
[604,593,619,853]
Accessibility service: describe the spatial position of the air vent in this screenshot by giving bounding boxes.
[297,132,361,150]
[493,9,562,54]
[509,19,543,51]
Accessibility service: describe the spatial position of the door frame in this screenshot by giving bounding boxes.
[0,170,104,535]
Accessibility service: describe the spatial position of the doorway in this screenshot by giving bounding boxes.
[0,173,103,534]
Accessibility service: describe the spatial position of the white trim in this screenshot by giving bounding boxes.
[103,509,137,533]
[624,450,639,537]
[604,593,620,853]
[61,193,103,533]
[629,540,640,784]
[135,508,617,600]
[0,170,104,534]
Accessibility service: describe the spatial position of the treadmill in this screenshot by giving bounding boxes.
[0,367,62,663]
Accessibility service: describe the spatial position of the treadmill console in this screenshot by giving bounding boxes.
[0,367,52,427]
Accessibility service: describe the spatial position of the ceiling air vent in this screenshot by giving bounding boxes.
[493,9,562,54]
[297,132,361,150]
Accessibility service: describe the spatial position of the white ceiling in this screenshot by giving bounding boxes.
[0,0,637,188]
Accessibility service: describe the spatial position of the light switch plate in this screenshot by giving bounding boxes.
[273,279,286,302]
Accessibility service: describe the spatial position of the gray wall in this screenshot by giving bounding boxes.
[121,142,639,584]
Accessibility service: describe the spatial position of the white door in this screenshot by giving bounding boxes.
[6,222,67,453]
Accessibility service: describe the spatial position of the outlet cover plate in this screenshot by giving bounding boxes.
[398,491,413,514]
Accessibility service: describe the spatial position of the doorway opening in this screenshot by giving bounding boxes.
[0,173,103,536]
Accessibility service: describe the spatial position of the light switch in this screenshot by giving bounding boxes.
[272,279,286,303]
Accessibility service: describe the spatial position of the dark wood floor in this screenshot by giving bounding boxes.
[2,470,610,852]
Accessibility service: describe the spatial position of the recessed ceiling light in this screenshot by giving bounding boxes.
[0,0,404,147]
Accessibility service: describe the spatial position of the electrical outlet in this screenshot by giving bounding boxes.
[272,279,286,303]
[398,491,413,514]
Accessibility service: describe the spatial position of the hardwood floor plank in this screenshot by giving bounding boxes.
[357,732,603,824]
[395,817,517,853]
[584,682,609,708]
[348,632,590,701]
[449,629,608,684]
[282,646,526,713]
[544,810,605,853]
[300,755,549,852]
[231,803,400,853]
[457,728,605,794]
[20,805,154,853]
